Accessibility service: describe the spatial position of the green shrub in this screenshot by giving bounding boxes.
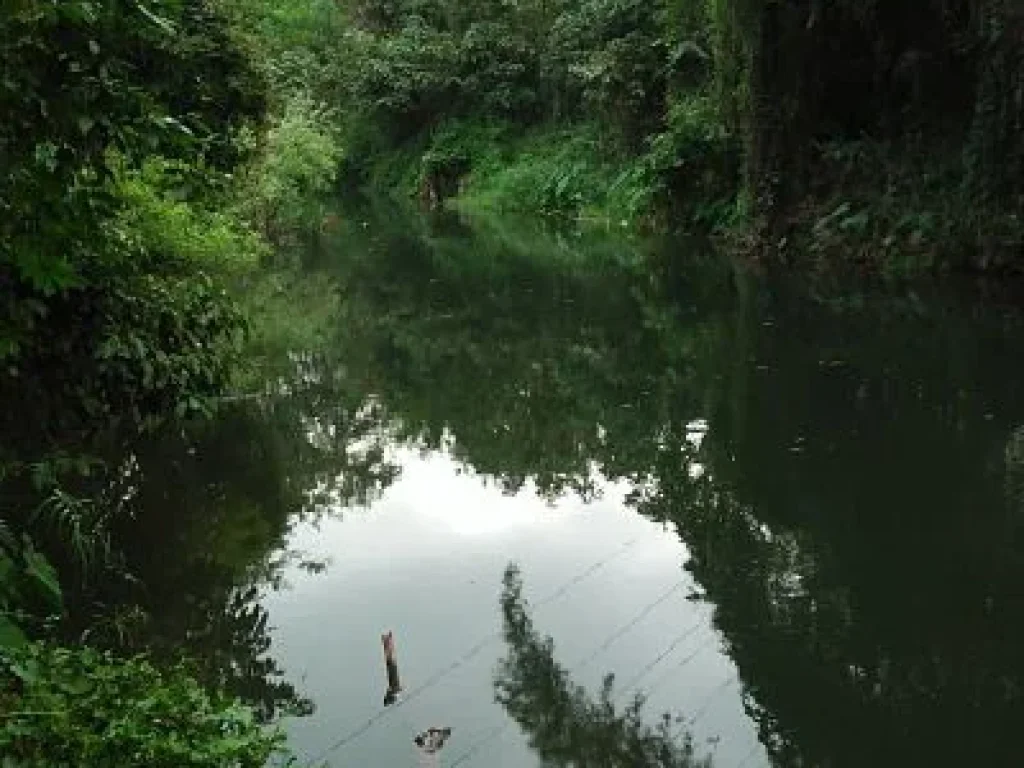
[793,139,1021,274]
[641,95,739,228]
[237,93,343,243]
[547,0,668,144]
[114,158,269,276]
[0,643,287,767]
[459,126,628,219]
[2,271,246,442]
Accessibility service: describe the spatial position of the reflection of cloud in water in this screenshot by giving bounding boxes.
[388,452,557,537]
[268,441,765,767]
[686,419,708,479]
[385,449,633,537]
[283,443,674,576]
[686,419,709,447]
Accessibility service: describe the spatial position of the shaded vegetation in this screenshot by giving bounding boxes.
[0,0,353,760]
[316,0,1023,270]
[0,643,284,767]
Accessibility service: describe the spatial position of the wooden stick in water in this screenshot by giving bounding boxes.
[382,631,402,706]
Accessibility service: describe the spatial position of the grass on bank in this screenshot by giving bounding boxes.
[363,114,1023,277]
[362,96,741,234]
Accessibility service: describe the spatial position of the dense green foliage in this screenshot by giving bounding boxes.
[306,0,1023,268]
[0,643,284,767]
[0,0,330,762]
[328,0,735,225]
[0,0,263,449]
[238,94,343,244]
[0,530,61,649]
[723,0,1024,268]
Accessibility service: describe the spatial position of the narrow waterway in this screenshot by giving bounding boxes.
[88,200,1024,767]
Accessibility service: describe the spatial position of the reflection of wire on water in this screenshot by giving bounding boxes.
[308,539,639,764]
[448,569,749,768]
[449,578,689,764]
[614,617,712,701]
[449,722,506,768]
[660,671,738,744]
[638,630,718,702]
[306,632,497,762]
[451,663,747,768]
[688,673,737,725]
[533,538,639,610]
[573,580,686,672]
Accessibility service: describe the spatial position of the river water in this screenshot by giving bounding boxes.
[95,201,1024,767]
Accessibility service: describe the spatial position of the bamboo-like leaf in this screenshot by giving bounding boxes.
[135,2,177,35]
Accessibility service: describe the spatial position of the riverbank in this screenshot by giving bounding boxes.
[360,119,1023,279]
[322,0,1023,279]
[359,103,739,234]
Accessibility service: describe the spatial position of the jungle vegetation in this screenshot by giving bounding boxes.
[327,0,1023,271]
[2,0,1022,763]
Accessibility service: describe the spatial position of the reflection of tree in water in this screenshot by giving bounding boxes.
[69,356,403,721]
[496,564,711,768]
[323,207,1024,768]
[636,291,1024,767]
[326,202,736,501]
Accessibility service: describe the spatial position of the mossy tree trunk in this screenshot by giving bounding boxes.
[743,1,822,234]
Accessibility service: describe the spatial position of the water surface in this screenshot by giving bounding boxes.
[90,203,1024,767]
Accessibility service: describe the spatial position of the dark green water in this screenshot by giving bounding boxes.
[71,201,1024,767]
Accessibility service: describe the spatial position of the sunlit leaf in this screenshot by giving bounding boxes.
[135,2,177,35]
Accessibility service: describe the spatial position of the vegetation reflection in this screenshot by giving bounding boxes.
[496,564,712,768]
[97,354,402,720]
[320,206,1024,767]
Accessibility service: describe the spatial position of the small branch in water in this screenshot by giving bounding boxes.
[382,630,402,706]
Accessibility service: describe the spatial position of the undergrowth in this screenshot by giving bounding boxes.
[363,95,741,233]
[464,128,661,226]
[780,139,1024,278]
[0,643,286,767]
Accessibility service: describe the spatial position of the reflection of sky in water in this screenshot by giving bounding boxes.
[266,446,768,768]
[687,419,709,479]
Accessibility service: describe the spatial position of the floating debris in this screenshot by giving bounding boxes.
[414,726,453,754]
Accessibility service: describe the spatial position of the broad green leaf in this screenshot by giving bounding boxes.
[22,548,61,611]
[58,675,93,695]
[0,615,28,650]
